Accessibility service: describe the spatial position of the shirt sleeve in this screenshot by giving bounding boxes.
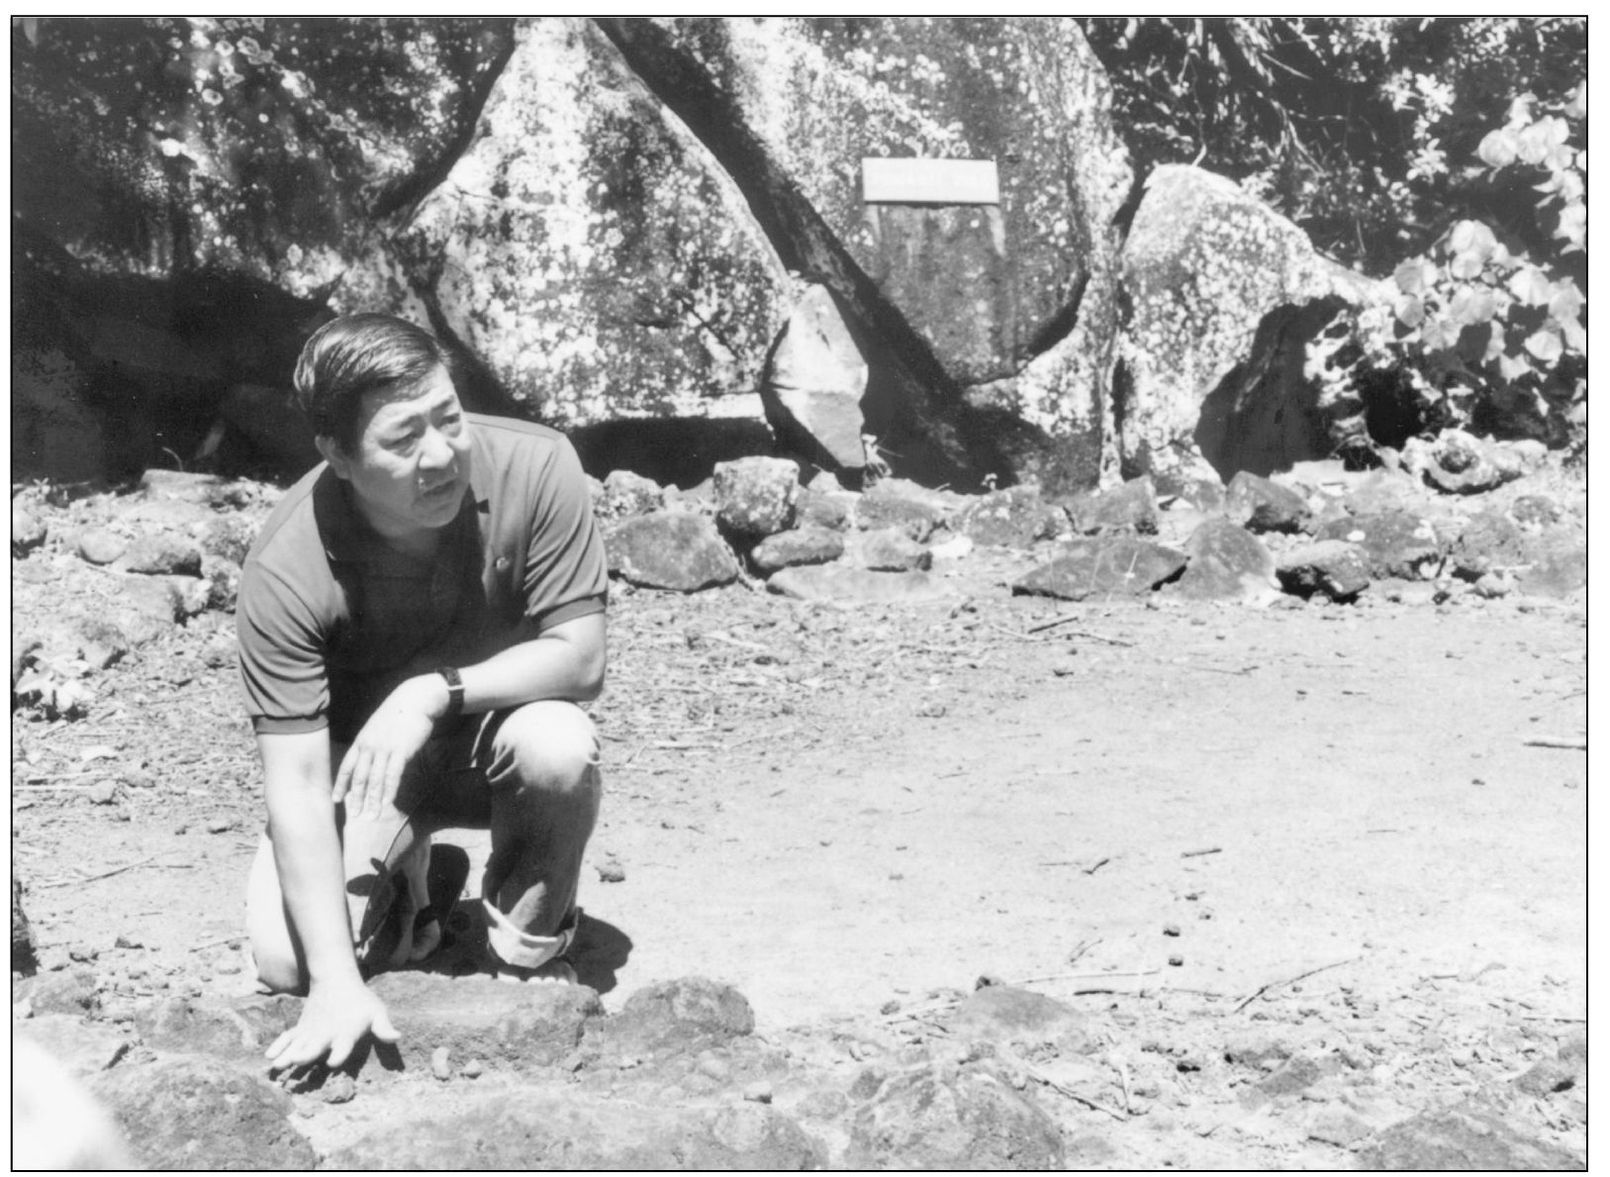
[522,434,609,633]
[236,560,331,735]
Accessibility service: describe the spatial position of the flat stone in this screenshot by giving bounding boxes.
[1224,470,1311,534]
[1517,532,1587,598]
[369,971,603,1074]
[957,485,1068,548]
[134,994,298,1061]
[1358,1101,1585,1170]
[845,1063,1064,1170]
[330,1089,824,1170]
[1315,510,1442,580]
[1012,536,1188,601]
[122,533,204,576]
[947,985,1093,1054]
[1275,540,1371,601]
[93,1055,317,1170]
[1067,475,1159,535]
[749,525,845,575]
[20,967,100,1015]
[1175,517,1277,602]
[858,527,932,572]
[855,479,953,542]
[606,512,740,592]
[15,1014,130,1076]
[767,565,947,604]
[582,977,753,1066]
[713,456,801,539]
[794,485,854,531]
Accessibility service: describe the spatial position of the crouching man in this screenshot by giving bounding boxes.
[238,313,608,1072]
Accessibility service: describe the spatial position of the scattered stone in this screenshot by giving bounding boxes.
[1013,537,1188,601]
[460,1058,485,1080]
[93,1055,317,1170]
[1224,471,1311,533]
[369,972,603,1074]
[320,1072,357,1104]
[77,529,128,566]
[1168,954,1184,967]
[1174,517,1278,602]
[1163,923,1181,937]
[87,781,120,806]
[1358,1101,1585,1170]
[599,469,666,519]
[749,525,845,575]
[845,1064,1064,1170]
[713,456,801,539]
[1067,475,1159,535]
[766,566,947,604]
[1472,572,1513,599]
[1307,1106,1375,1148]
[1222,1029,1293,1071]
[742,1080,774,1104]
[606,512,741,592]
[21,967,99,1015]
[13,876,37,975]
[122,533,204,576]
[431,1045,453,1081]
[583,977,754,1066]
[205,817,236,834]
[947,984,1093,1055]
[858,527,933,572]
[597,856,627,884]
[1402,429,1519,495]
[957,485,1068,548]
[1517,532,1587,598]
[1509,493,1566,532]
[855,479,951,542]
[15,1014,129,1076]
[1254,1053,1328,1098]
[1448,509,1529,581]
[1315,510,1442,580]
[12,502,48,554]
[1268,544,1371,602]
[1514,1057,1577,1096]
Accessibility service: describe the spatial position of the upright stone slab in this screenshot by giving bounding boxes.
[1176,518,1278,603]
[761,284,869,471]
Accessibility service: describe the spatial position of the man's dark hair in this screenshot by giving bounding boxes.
[293,314,451,452]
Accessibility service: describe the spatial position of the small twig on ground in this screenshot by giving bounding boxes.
[1027,1066,1129,1122]
[189,934,246,953]
[1518,1014,1587,1023]
[1081,856,1112,876]
[985,621,1034,642]
[1025,616,1137,646]
[1115,1055,1134,1114]
[1013,969,1161,987]
[1181,846,1222,858]
[1523,736,1587,750]
[38,853,168,888]
[1234,956,1360,1013]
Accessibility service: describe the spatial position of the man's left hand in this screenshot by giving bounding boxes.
[333,676,445,819]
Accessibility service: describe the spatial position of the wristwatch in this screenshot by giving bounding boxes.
[434,666,465,721]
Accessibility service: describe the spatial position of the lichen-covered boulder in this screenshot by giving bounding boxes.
[750,526,845,575]
[1315,509,1443,581]
[605,513,740,592]
[1225,471,1312,534]
[404,18,795,427]
[1065,475,1159,535]
[601,16,1131,488]
[1119,165,1383,482]
[846,1064,1065,1170]
[957,485,1068,549]
[1275,540,1372,601]
[1176,518,1279,603]
[1013,536,1187,600]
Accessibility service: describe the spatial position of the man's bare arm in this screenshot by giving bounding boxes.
[336,612,606,817]
[259,728,398,1070]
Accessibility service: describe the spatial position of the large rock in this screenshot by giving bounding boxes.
[1358,1102,1584,1170]
[93,1056,317,1170]
[1013,537,1187,601]
[1065,475,1159,535]
[1517,531,1588,598]
[1275,540,1371,602]
[405,18,794,427]
[600,16,1131,488]
[1224,470,1311,534]
[1448,510,1529,581]
[1175,518,1278,603]
[946,985,1093,1055]
[606,512,741,592]
[855,478,956,542]
[846,1064,1064,1170]
[1400,429,1527,495]
[957,485,1068,549]
[134,994,299,1062]
[749,526,846,575]
[1119,165,1381,481]
[1315,510,1443,580]
[761,283,869,471]
[582,977,754,1067]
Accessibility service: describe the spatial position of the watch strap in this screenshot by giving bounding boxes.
[434,666,464,720]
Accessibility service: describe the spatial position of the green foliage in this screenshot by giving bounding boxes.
[1307,85,1585,449]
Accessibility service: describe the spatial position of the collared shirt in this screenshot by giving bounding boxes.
[237,413,607,744]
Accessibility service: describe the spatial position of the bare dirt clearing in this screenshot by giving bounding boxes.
[12,531,1587,1168]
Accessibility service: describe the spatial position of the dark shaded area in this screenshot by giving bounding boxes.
[1193,300,1342,480]
[569,418,778,489]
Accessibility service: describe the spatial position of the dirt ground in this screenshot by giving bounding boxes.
[11,528,1589,1166]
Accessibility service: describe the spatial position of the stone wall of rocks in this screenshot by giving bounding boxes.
[13,16,1447,497]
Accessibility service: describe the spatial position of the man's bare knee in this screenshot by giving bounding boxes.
[493,702,600,798]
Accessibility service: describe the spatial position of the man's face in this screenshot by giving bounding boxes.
[320,365,474,543]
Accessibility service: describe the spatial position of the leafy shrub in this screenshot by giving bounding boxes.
[1307,85,1584,453]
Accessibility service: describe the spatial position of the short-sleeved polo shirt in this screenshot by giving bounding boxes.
[237,413,607,745]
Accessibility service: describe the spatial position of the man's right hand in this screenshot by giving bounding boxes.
[265,976,399,1074]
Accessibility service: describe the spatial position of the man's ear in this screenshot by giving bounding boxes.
[315,435,352,480]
